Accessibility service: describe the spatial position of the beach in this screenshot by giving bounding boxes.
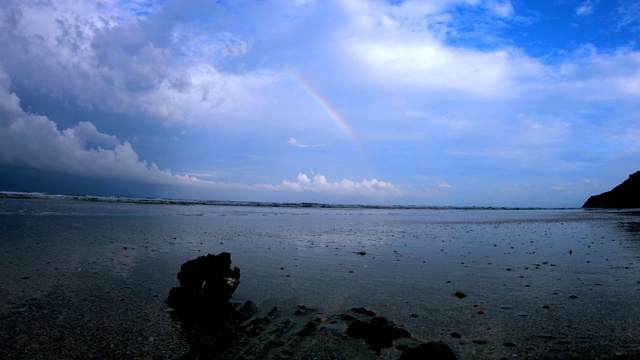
[1,197,640,359]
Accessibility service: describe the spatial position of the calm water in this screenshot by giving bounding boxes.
[1,198,640,358]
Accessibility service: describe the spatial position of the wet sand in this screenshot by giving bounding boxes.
[1,199,640,359]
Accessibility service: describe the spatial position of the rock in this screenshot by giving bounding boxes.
[296,321,317,336]
[450,332,462,338]
[454,291,467,299]
[472,337,487,344]
[167,252,240,312]
[583,171,640,208]
[345,316,411,353]
[351,307,376,316]
[399,341,459,360]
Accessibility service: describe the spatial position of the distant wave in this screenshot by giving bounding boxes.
[0,191,573,210]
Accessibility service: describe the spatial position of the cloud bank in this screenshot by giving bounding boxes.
[0,68,200,186]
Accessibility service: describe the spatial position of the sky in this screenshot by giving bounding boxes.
[0,0,639,207]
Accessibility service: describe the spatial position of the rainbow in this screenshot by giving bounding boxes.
[289,73,376,177]
[290,73,361,147]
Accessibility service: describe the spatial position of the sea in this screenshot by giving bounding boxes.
[1,191,639,359]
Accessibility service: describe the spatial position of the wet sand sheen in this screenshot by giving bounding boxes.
[1,199,640,359]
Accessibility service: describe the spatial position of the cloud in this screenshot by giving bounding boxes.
[485,0,514,18]
[617,1,640,31]
[576,1,593,16]
[287,137,323,148]
[0,0,280,127]
[0,67,200,186]
[277,173,402,198]
[287,137,308,148]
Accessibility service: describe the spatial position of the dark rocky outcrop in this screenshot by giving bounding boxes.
[583,171,640,208]
[167,252,241,314]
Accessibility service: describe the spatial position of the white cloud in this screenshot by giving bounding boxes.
[432,182,455,189]
[277,173,402,198]
[576,1,593,16]
[0,0,280,127]
[287,137,308,148]
[485,0,514,18]
[617,1,640,31]
[0,67,200,186]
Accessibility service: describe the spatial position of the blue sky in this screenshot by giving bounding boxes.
[1,0,639,207]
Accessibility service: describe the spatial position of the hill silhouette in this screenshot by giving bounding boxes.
[583,171,640,208]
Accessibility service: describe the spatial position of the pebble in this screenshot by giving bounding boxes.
[472,337,487,344]
[500,305,512,309]
[450,332,462,338]
[454,292,467,299]
[503,341,516,347]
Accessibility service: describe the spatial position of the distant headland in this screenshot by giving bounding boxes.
[583,171,640,208]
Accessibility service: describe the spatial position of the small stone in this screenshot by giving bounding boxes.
[569,295,579,299]
[500,305,512,309]
[454,291,467,299]
[503,341,516,347]
[472,337,487,344]
[517,313,527,317]
[450,332,462,338]
[356,251,367,256]
[542,305,550,309]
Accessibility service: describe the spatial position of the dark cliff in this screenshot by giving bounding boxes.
[582,171,640,208]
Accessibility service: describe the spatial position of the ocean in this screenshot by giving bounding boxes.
[1,194,639,359]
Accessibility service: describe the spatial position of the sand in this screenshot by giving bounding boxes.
[1,198,640,359]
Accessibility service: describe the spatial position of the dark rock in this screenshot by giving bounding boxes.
[450,332,462,338]
[399,341,459,360]
[472,337,487,344]
[345,316,411,353]
[167,252,240,313]
[583,171,640,208]
[454,291,467,299]
[351,307,376,316]
[296,321,317,336]
[340,314,357,322]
